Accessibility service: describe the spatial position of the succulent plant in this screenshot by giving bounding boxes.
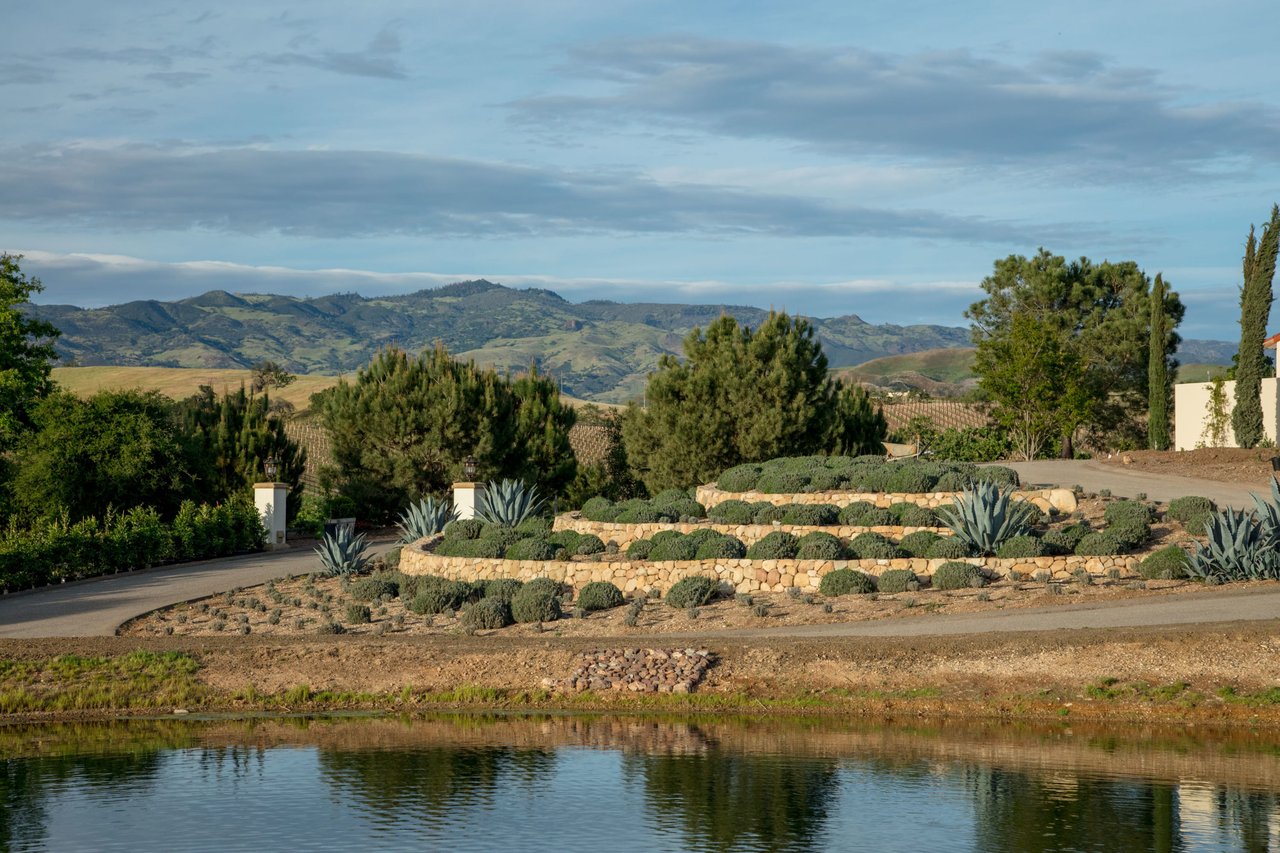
[314,526,372,577]
[396,496,459,543]
[475,479,545,528]
[1188,508,1280,582]
[935,482,1030,556]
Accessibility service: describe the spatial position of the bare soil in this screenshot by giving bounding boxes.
[1098,447,1279,485]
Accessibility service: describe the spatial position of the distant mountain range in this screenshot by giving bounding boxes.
[29,281,1239,403]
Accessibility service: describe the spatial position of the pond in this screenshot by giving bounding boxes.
[2,713,1279,852]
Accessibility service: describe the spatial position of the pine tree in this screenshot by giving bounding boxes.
[1147,274,1171,450]
[1232,205,1280,448]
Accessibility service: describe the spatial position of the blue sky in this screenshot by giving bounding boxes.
[4,0,1277,341]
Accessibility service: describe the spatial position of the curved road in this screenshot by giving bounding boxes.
[1002,459,1260,509]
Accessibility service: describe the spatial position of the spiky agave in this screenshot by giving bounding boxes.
[1250,477,1280,551]
[475,479,545,528]
[315,526,372,577]
[397,496,459,543]
[934,481,1030,556]
[1188,507,1280,582]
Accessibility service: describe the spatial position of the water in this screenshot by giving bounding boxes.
[3,714,1280,852]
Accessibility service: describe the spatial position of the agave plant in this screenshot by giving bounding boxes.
[1250,477,1280,550]
[1188,508,1280,582]
[476,479,545,527]
[397,496,459,543]
[935,481,1030,556]
[315,526,372,577]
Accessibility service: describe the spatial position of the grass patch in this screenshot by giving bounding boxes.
[0,651,208,713]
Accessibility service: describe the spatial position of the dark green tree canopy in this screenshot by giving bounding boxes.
[314,345,576,521]
[0,253,61,452]
[622,312,886,491]
[967,249,1183,457]
[1232,204,1280,448]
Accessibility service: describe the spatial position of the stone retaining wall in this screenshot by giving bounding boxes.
[695,484,1078,514]
[400,538,1136,595]
[551,515,953,549]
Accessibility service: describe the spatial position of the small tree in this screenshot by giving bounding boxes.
[1147,274,1171,450]
[0,253,61,452]
[1200,375,1231,447]
[1232,205,1280,448]
[250,360,296,393]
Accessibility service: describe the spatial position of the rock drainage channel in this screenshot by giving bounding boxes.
[545,647,714,694]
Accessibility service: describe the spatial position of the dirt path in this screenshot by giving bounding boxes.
[1000,459,1261,508]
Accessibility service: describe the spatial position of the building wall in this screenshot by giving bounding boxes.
[1174,377,1280,450]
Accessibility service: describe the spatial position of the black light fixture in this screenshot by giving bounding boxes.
[264,456,279,480]
[463,455,478,481]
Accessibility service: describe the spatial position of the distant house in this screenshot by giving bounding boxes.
[1173,336,1278,449]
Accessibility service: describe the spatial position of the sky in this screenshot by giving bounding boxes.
[4,1,1278,341]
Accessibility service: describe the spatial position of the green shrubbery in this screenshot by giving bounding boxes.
[511,578,563,623]
[897,530,941,557]
[995,535,1044,559]
[349,576,399,602]
[932,562,986,590]
[818,568,876,596]
[746,531,800,560]
[713,456,1020,495]
[925,536,972,559]
[1043,524,1089,555]
[504,538,559,561]
[780,504,839,526]
[408,576,473,614]
[461,597,514,630]
[1140,546,1190,580]
[665,576,719,608]
[876,568,917,593]
[1074,531,1124,556]
[849,532,900,560]
[1167,496,1215,535]
[577,581,625,611]
[579,494,706,523]
[796,531,848,560]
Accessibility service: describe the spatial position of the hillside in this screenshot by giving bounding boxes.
[835,348,977,395]
[31,281,970,403]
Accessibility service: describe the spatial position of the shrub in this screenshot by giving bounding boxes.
[746,531,800,560]
[780,504,839,526]
[837,501,876,525]
[408,577,472,614]
[626,539,655,560]
[755,472,811,494]
[650,535,698,562]
[898,530,941,557]
[442,519,484,540]
[932,561,985,590]
[708,500,756,524]
[973,466,1020,487]
[717,464,763,492]
[349,577,398,602]
[819,568,876,596]
[887,465,938,494]
[511,582,562,623]
[995,535,1045,559]
[547,530,582,552]
[695,535,747,560]
[807,469,842,492]
[1107,520,1151,549]
[685,528,725,549]
[1104,500,1156,527]
[483,578,524,603]
[666,576,719,608]
[935,471,971,492]
[344,603,372,624]
[615,506,662,524]
[876,568,917,594]
[796,531,848,560]
[461,597,514,630]
[577,581,625,611]
[898,504,939,528]
[653,488,690,504]
[1140,546,1190,580]
[1043,524,1090,555]
[650,530,684,546]
[849,532,899,560]
[479,524,523,549]
[434,538,505,558]
[581,497,619,522]
[515,516,552,537]
[860,507,895,527]
[1168,496,1215,523]
[504,538,559,561]
[661,498,706,519]
[1074,531,1124,556]
[753,504,788,524]
[574,534,606,556]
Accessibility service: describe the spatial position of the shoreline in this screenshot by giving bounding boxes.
[6,621,1280,727]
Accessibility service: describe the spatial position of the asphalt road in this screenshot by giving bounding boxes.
[1001,459,1261,509]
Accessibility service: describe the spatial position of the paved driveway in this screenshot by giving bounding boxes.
[1000,459,1261,509]
[0,542,392,639]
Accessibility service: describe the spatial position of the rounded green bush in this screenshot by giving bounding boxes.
[666,575,720,608]
[974,466,1020,487]
[849,532,898,560]
[515,516,552,537]
[1043,524,1090,554]
[350,577,398,602]
[995,535,1044,559]
[932,561,985,590]
[1168,495,1216,523]
[615,506,662,524]
[796,531,848,560]
[807,469,843,492]
[1140,545,1190,580]
[897,530,941,557]
[626,539,655,560]
[1107,520,1151,549]
[483,578,524,603]
[479,525,523,551]
[650,530,684,546]
[461,597,513,630]
[661,498,706,519]
[409,577,472,614]
[876,568,917,594]
[522,577,563,597]
[574,534,606,556]
[717,464,763,492]
[1074,531,1124,556]
[685,528,725,549]
[510,583,561,623]
[1012,501,1048,527]
[837,501,876,525]
[653,488,691,505]
[861,507,895,527]
[780,504,839,526]
[442,519,484,540]
[1104,500,1156,526]
[755,472,811,494]
[898,504,939,528]
[650,535,698,562]
[580,497,620,522]
[753,504,788,524]
[547,530,582,552]
[504,538,559,561]
[935,471,970,492]
[434,538,505,558]
[746,531,800,560]
[694,535,747,560]
[708,500,756,524]
[926,537,972,559]
[819,568,876,596]
[1182,512,1213,536]
[887,465,938,494]
[577,580,625,611]
[344,603,372,624]
[393,571,420,601]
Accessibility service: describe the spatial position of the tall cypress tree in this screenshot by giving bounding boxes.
[1232,205,1280,448]
[1147,274,1170,450]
